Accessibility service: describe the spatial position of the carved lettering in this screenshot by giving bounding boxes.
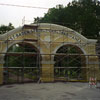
[4,29,82,43]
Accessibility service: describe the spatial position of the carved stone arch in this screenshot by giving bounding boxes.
[52,43,88,63]
[53,43,88,80]
[2,41,42,64]
[0,23,99,84]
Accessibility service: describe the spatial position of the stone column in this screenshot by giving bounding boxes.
[85,43,100,81]
[41,61,55,82]
[41,55,55,82]
[87,56,99,81]
[0,56,4,85]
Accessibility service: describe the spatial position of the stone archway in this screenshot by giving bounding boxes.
[0,23,99,84]
[3,42,41,84]
[54,44,86,81]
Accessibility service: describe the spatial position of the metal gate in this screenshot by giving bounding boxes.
[3,42,41,84]
[54,45,86,81]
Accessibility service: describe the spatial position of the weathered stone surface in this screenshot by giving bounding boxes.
[0,23,99,84]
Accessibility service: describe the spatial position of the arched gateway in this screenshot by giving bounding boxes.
[0,23,99,84]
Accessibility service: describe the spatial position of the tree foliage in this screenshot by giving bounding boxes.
[34,0,100,39]
[0,23,14,34]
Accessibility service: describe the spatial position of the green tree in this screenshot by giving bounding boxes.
[34,0,100,39]
[0,23,14,34]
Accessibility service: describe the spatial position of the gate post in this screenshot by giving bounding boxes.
[87,56,99,81]
[41,60,55,82]
[0,65,3,85]
[0,56,4,84]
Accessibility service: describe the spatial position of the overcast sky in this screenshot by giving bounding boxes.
[0,0,73,27]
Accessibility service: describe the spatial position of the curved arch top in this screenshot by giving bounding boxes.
[0,23,97,43]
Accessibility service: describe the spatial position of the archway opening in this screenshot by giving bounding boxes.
[3,42,41,84]
[54,44,86,81]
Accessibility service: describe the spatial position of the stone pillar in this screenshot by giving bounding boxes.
[0,56,4,85]
[0,64,3,84]
[41,60,55,82]
[87,56,99,81]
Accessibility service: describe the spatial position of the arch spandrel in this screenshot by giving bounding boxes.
[37,23,89,42]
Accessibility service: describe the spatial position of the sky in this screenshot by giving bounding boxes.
[0,0,73,27]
